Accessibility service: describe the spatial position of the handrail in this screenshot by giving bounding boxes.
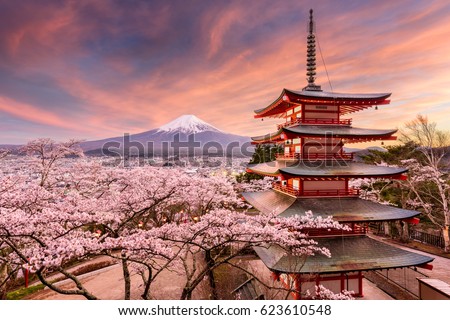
[273,182,360,197]
[275,152,300,160]
[277,118,352,129]
[275,152,354,160]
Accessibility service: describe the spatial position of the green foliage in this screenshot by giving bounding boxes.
[236,144,282,183]
[249,144,282,164]
[235,172,261,183]
[360,142,424,165]
[6,283,46,300]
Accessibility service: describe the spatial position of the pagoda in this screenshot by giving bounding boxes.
[242,9,433,298]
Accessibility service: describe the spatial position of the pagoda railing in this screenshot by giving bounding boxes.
[275,152,300,160]
[277,118,352,129]
[272,183,299,196]
[275,152,354,160]
[303,152,354,160]
[301,189,360,197]
[273,182,360,198]
[303,223,368,237]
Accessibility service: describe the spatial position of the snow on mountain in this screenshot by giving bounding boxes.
[157,115,221,134]
[80,115,250,156]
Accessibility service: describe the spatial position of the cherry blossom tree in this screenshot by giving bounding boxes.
[236,176,274,193]
[401,159,450,251]
[20,138,83,187]
[400,115,450,252]
[307,285,354,300]
[161,210,344,300]
[0,139,347,300]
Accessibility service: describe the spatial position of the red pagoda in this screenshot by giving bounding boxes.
[242,9,433,298]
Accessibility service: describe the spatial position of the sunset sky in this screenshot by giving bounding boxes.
[1,0,450,144]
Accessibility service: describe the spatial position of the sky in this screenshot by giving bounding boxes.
[1,0,450,144]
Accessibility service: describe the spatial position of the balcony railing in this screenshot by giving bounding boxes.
[273,182,360,198]
[272,183,301,196]
[301,189,360,197]
[277,118,352,129]
[303,152,354,160]
[275,152,354,160]
[275,152,300,160]
[303,223,368,237]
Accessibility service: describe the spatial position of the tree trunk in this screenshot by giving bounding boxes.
[443,226,450,253]
[205,250,218,300]
[395,221,409,243]
[383,222,391,237]
[36,268,98,300]
[121,254,131,300]
[0,263,7,300]
[141,266,152,300]
[181,287,192,300]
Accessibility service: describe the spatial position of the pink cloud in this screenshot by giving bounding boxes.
[1,1,449,143]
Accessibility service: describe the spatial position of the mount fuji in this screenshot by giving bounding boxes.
[80,115,251,156]
[156,115,221,134]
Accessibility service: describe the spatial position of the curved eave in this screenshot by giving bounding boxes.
[279,161,408,179]
[254,236,433,274]
[242,190,296,215]
[254,89,391,118]
[246,168,279,177]
[284,126,397,139]
[243,190,420,222]
[246,161,284,177]
[254,89,292,119]
[286,197,420,222]
[251,128,284,144]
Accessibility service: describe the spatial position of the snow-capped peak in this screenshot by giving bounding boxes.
[157,115,221,134]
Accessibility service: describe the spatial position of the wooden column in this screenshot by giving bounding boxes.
[358,271,363,297]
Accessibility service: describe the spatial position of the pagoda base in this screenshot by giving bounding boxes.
[273,271,364,299]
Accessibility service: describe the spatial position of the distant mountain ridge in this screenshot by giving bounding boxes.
[80,115,251,157]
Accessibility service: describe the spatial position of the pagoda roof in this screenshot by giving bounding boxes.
[284,125,397,139]
[246,160,295,176]
[242,190,419,222]
[253,236,433,274]
[251,128,284,143]
[254,89,391,118]
[251,125,397,144]
[279,161,407,178]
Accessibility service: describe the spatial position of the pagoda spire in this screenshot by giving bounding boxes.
[303,9,322,91]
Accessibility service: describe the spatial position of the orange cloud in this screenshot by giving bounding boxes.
[1,1,449,144]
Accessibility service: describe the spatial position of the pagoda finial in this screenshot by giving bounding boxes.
[303,9,322,91]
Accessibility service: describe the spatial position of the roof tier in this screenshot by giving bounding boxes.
[251,125,397,144]
[242,189,419,222]
[280,161,407,179]
[254,236,433,274]
[246,160,407,179]
[254,89,391,118]
[246,160,290,177]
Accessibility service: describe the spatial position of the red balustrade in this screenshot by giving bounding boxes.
[302,152,354,160]
[303,224,368,237]
[275,152,354,160]
[273,182,359,198]
[277,118,352,129]
[273,182,301,197]
[275,152,300,160]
